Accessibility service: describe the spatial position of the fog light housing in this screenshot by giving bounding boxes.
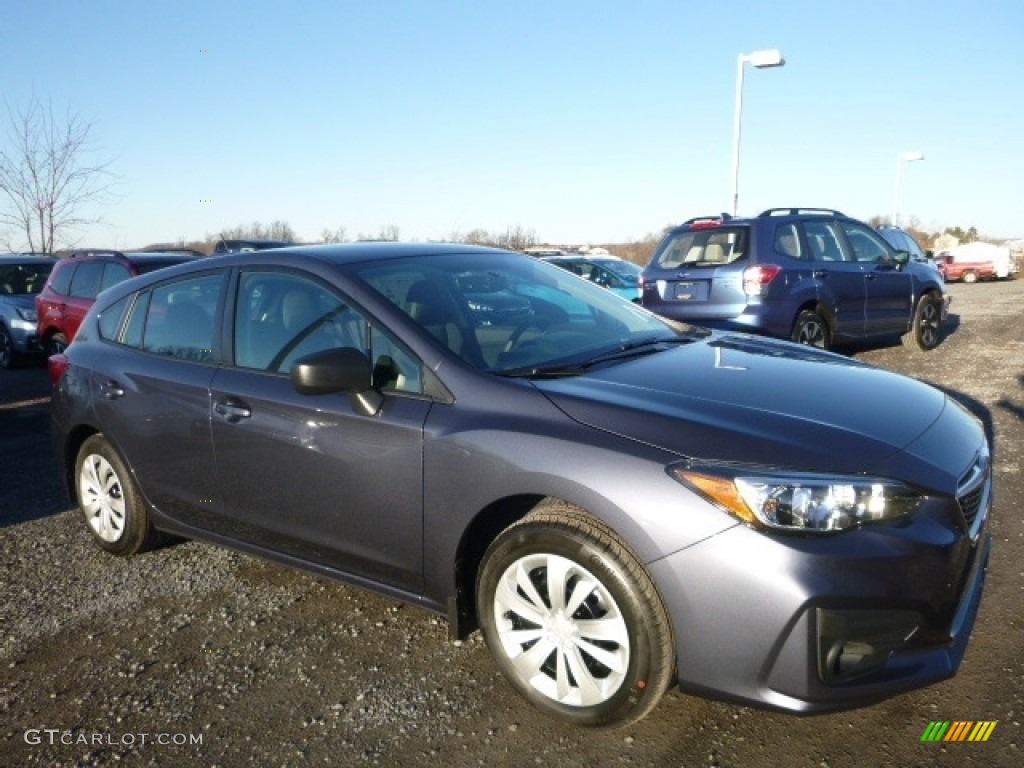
[817,608,922,684]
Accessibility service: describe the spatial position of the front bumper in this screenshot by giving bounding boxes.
[647,502,990,713]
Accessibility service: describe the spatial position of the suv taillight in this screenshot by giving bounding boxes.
[47,353,69,386]
[742,264,782,296]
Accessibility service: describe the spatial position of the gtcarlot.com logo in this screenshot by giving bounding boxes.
[921,721,997,742]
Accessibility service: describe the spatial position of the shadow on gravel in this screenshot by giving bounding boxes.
[0,368,67,528]
[995,373,1024,421]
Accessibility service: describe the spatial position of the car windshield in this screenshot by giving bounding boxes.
[352,251,681,375]
[0,263,53,295]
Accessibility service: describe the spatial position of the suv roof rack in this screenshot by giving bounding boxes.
[757,208,846,218]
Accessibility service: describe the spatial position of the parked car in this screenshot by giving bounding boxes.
[936,242,1017,283]
[212,238,293,255]
[640,209,948,351]
[49,243,991,727]
[542,255,643,302]
[0,253,55,368]
[35,250,196,355]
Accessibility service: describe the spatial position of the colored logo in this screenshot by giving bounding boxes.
[921,721,997,742]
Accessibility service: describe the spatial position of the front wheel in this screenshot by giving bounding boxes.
[902,294,944,351]
[476,502,675,727]
[75,434,157,556]
[791,309,830,349]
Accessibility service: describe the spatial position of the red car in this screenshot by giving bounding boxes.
[35,250,196,355]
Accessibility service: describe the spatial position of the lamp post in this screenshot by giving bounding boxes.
[731,48,785,216]
[892,150,925,226]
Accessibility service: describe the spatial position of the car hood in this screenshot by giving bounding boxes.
[533,334,950,477]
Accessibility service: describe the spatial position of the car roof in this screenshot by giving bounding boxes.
[206,241,514,266]
[0,254,55,266]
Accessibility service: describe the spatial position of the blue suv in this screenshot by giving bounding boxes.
[640,208,948,351]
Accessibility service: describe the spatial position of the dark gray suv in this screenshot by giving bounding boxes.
[641,208,948,351]
[49,243,990,727]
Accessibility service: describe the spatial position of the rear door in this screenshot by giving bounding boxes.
[208,268,431,593]
[802,219,866,339]
[90,270,226,525]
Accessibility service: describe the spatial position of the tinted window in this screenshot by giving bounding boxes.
[142,273,222,361]
[96,295,132,340]
[100,262,133,292]
[0,263,53,294]
[69,262,105,298]
[49,263,75,295]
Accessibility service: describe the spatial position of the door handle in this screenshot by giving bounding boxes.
[214,398,252,422]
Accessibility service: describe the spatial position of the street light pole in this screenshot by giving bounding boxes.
[892,150,925,226]
[731,48,785,216]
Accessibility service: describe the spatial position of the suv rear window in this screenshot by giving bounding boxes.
[654,227,747,268]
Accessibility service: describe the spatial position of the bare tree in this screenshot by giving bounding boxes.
[0,96,115,254]
[319,226,348,243]
[218,219,297,242]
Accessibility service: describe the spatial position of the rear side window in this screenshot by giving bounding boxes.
[773,223,806,260]
[100,262,133,292]
[803,221,848,262]
[48,263,75,295]
[69,262,105,298]
[654,227,747,268]
[141,273,222,361]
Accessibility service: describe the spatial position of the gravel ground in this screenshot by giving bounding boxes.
[1,279,1022,767]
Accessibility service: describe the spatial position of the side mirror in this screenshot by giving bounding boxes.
[290,347,383,415]
[892,250,910,267]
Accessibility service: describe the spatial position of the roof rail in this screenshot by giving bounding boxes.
[757,208,845,218]
[67,249,126,259]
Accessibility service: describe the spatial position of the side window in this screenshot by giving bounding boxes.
[69,261,105,298]
[96,295,132,340]
[774,223,804,260]
[49,264,75,295]
[842,223,890,264]
[233,271,424,393]
[803,221,848,262]
[100,262,133,292]
[142,273,222,361]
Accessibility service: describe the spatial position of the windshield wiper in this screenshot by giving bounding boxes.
[499,363,587,379]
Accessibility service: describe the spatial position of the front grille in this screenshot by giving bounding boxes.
[957,450,991,536]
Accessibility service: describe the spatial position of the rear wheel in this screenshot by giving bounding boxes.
[791,309,830,349]
[47,332,69,357]
[961,270,978,284]
[75,434,158,556]
[476,501,675,727]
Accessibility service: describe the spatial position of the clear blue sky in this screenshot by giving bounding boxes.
[3,0,1022,249]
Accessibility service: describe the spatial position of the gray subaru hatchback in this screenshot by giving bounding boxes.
[50,242,990,727]
[640,208,948,351]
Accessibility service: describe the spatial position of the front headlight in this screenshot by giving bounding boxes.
[673,464,924,533]
[16,306,38,323]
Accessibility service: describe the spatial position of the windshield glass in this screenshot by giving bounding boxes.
[352,250,678,374]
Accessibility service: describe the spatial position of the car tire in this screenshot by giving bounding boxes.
[476,501,675,728]
[75,434,158,556]
[0,322,19,369]
[47,332,69,357]
[791,309,830,349]
[961,271,978,284]
[902,293,944,352]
